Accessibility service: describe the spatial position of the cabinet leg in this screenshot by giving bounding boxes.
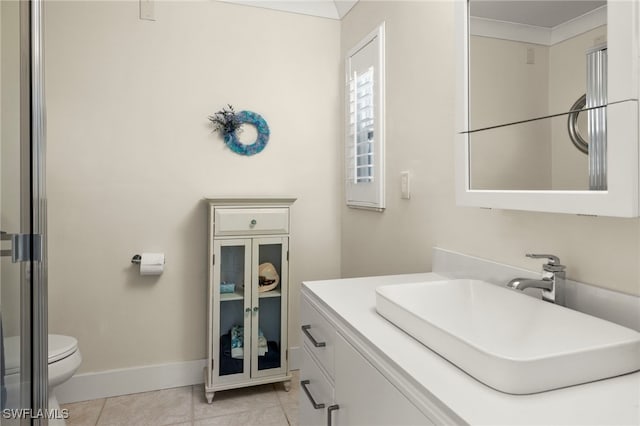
[205,390,215,404]
[283,380,291,392]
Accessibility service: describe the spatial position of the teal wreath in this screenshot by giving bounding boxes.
[223,111,270,156]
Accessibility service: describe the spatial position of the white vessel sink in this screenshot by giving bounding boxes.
[375,279,640,394]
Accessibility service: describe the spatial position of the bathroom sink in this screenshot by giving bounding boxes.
[375,279,640,394]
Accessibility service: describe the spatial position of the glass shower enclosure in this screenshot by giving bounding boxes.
[1,0,48,424]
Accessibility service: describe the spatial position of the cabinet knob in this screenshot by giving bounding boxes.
[253,306,259,312]
[245,307,251,313]
[250,219,257,226]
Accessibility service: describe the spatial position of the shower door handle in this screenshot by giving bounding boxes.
[0,231,42,262]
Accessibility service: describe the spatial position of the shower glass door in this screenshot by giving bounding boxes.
[1,0,48,423]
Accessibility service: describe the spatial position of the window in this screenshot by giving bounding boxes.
[345,22,385,211]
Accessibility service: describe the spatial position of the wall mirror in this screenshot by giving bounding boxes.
[455,0,639,217]
[469,0,607,191]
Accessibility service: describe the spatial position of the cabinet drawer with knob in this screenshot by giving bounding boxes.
[214,208,289,236]
[300,292,434,426]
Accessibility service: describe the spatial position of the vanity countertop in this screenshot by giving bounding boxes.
[302,272,640,425]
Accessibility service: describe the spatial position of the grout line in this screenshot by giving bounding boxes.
[192,384,287,423]
[191,385,196,425]
[274,382,292,426]
[271,384,288,426]
[284,398,292,426]
[94,397,107,426]
[272,383,291,426]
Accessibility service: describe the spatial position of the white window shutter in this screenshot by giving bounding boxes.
[345,23,385,211]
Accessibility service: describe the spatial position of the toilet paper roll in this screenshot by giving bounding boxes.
[140,253,165,276]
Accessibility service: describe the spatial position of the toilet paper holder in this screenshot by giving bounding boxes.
[131,253,166,265]
[131,253,165,276]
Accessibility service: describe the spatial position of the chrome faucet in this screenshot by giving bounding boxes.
[507,254,566,305]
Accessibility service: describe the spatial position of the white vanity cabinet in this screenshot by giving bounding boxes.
[204,198,295,403]
[333,334,433,426]
[300,296,436,425]
[301,274,640,425]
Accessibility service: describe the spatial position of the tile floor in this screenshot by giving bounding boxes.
[61,371,300,426]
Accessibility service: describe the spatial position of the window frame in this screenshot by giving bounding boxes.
[345,22,386,211]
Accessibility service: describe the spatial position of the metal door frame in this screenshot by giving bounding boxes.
[17,0,48,422]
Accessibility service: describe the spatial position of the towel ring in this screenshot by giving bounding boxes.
[567,94,589,155]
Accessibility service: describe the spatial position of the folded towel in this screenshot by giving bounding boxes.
[258,341,280,365]
[231,325,244,359]
[230,325,268,359]
[220,282,235,294]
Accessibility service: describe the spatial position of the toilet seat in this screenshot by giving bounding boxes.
[3,334,79,375]
[48,335,78,364]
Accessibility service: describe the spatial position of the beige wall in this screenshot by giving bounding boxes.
[469,36,550,130]
[469,36,551,190]
[341,1,640,297]
[468,27,607,191]
[45,0,640,377]
[45,1,341,373]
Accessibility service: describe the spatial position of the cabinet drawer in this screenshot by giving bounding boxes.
[214,208,289,235]
[334,333,435,426]
[300,348,334,426]
[301,298,335,379]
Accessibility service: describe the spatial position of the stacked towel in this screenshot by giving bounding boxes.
[230,325,244,359]
[230,325,269,359]
[258,333,268,356]
[220,334,280,376]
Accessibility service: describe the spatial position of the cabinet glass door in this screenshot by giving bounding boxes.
[251,237,288,378]
[213,239,251,383]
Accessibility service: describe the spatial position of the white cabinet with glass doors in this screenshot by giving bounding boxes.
[205,198,295,404]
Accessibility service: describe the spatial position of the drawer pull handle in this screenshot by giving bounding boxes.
[327,404,339,426]
[302,325,326,347]
[301,380,325,410]
[250,219,257,226]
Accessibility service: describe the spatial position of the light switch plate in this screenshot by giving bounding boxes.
[526,47,535,64]
[140,0,155,21]
[401,171,410,199]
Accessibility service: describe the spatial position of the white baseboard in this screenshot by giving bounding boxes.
[56,359,207,404]
[288,346,301,370]
[56,348,303,404]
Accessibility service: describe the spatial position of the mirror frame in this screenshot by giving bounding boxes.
[455,0,639,217]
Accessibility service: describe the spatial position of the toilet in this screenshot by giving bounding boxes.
[4,334,81,425]
[47,335,82,411]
